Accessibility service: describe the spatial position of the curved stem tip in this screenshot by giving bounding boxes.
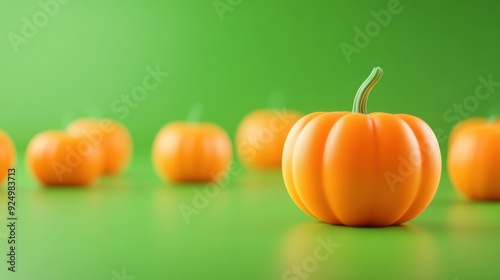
[352,67,383,114]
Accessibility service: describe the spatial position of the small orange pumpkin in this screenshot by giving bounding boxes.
[152,122,232,183]
[67,118,133,175]
[26,131,102,186]
[282,67,442,227]
[236,109,302,168]
[448,118,500,200]
[0,130,16,185]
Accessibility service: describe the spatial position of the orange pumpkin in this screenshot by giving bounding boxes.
[282,67,441,227]
[0,130,16,184]
[67,118,133,175]
[236,109,302,168]
[448,118,500,200]
[152,122,232,183]
[26,131,102,186]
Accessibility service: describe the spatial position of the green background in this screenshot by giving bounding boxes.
[1,0,500,279]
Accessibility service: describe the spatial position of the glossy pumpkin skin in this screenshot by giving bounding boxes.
[67,118,133,175]
[153,122,233,183]
[283,112,441,226]
[448,118,500,200]
[26,131,102,186]
[0,131,16,184]
[236,109,302,168]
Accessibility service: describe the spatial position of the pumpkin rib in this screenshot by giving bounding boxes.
[180,126,195,181]
[488,129,500,199]
[194,128,210,181]
[321,113,351,225]
[480,128,500,199]
[290,114,326,217]
[449,127,487,199]
[210,127,228,181]
[288,143,315,217]
[169,127,182,181]
[487,128,500,199]
[177,127,189,181]
[367,116,378,226]
[392,115,424,225]
[473,132,486,199]
[365,114,387,226]
[162,125,176,181]
[283,113,324,217]
[367,113,423,226]
[292,113,342,223]
[367,114,401,225]
[474,130,494,199]
[395,114,440,224]
[202,130,215,181]
[323,113,375,226]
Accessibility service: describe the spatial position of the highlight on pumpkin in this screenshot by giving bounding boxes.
[281,67,442,227]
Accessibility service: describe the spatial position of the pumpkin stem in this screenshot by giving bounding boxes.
[488,115,497,123]
[352,67,383,114]
[267,91,286,109]
[187,102,204,123]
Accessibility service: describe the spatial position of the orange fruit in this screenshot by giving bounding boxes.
[26,131,102,186]
[67,118,132,175]
[448,118,500,200]
[282,67,441,226]
[236,109,302,168]
[153,122,232,183]
[0,130,16,184]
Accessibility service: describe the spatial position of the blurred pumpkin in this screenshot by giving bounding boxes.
[67,118,132,175]
[236,109,302,168]
[0,130,16,184]
[152,122,232,183]
[26,131,101,186]
[448,118,500,200]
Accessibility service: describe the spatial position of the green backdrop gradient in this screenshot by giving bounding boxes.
[1,0,500,279]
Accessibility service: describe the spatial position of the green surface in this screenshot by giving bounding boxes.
[2,160,500,279]
[1,0,500,279]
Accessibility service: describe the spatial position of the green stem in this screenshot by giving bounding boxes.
[187,102,204,123]
[488,114,497,123]
[267,91,285,110]
[352,67,383,114]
